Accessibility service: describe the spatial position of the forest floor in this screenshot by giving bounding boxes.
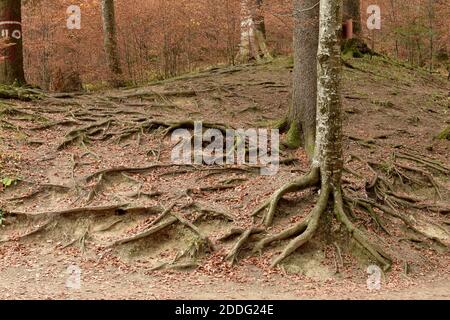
[0,56,449,300]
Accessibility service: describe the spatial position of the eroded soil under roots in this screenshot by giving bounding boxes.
[0,57,449,299]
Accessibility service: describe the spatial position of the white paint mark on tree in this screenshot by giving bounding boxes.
[367,5,381,30]
[66,5,81,30]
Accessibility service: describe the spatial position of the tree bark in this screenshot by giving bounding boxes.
[286,0,319,158]
[343,0,361,34]
[101,0,123,87]
[236,0,272,63]
[0,0,25,85]
[253,0,271,60]
[315,0,343,187]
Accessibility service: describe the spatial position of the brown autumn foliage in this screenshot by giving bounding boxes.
[21,0,448,89]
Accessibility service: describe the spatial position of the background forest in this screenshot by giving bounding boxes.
[23,0,449,89]
[0,0,449,300]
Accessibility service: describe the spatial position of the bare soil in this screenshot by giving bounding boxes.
[0,56,449,300]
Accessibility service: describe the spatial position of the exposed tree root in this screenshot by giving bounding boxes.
[235,176,394,269]
[251,168,320,226]
[111,216,178,246]
[269,185,330,267]
[225,227,264,264]
[344,195,450,247]
[171,212,215,252]
[5,204,162,220]
[85,173,105,203]
[108,89,209,101]
[4,182,71,202]
[334,190,392,271]
[395,151,449,175]
[53,107,234,149]
[182,202,235,222]
[62,227,90,253]
[57,119,113,150]
[83,164,196,183]
[350,155,448,212]
[0,85,45,101]
[94,218,123,232]
[30,119,81,131]
[0,219,56,243]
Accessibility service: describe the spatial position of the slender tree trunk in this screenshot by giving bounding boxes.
[315,0,343,188]
[236,0,271,63]
[285,0,319,158]
[0,0,25,85]
[427,0,434,71]
[389,0,399,59]
[253,0,272,60]
[343,0,361,35]
[101,0,123,87]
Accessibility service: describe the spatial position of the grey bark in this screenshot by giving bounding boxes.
[287,0,319,157]
[314,0,343,187]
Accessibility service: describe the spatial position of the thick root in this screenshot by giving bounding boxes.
[225,227,264,264]
[111,216,178,246]
[335,190,392,271]
[283,122,302,149]
[252,168,320,227]
[270,184,330,267]
[253,214,311,254]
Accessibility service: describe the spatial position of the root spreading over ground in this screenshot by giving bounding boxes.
[0,57,449,289]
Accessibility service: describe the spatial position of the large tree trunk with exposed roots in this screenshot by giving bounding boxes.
[101,0,123,87]
[236,0,272,63]
[272,0,344,267]
[249,0,392,270]
[284,0,319,157]
[0,0,25,85]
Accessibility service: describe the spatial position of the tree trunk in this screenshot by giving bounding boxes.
[343,0,361,34]
[242,0,391,269]
[315,0,343,187]
[427,0,434,71]
[101,0,123,87]
[285,0,319,158]
[0,0,25,85]
[236,0,271,63]
[253,0,272,60]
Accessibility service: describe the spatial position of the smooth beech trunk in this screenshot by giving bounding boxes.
[287,0,319,156]
[0,0,25,85]
[315,0,343,187]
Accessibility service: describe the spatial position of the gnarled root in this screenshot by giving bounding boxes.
[334,190,392,271]
[225,227,264,264]
[269,184,330,267]
[251,168,320,227]
[250,180,393,270]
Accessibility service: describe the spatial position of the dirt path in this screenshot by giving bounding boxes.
[0,244,448,300]
[1,267,449,300]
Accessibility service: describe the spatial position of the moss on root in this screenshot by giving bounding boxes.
[283,121,302,149]
[0,85,44,101]
[341,38,377,58]
[436,124,450,140]
[272,118,288,131]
